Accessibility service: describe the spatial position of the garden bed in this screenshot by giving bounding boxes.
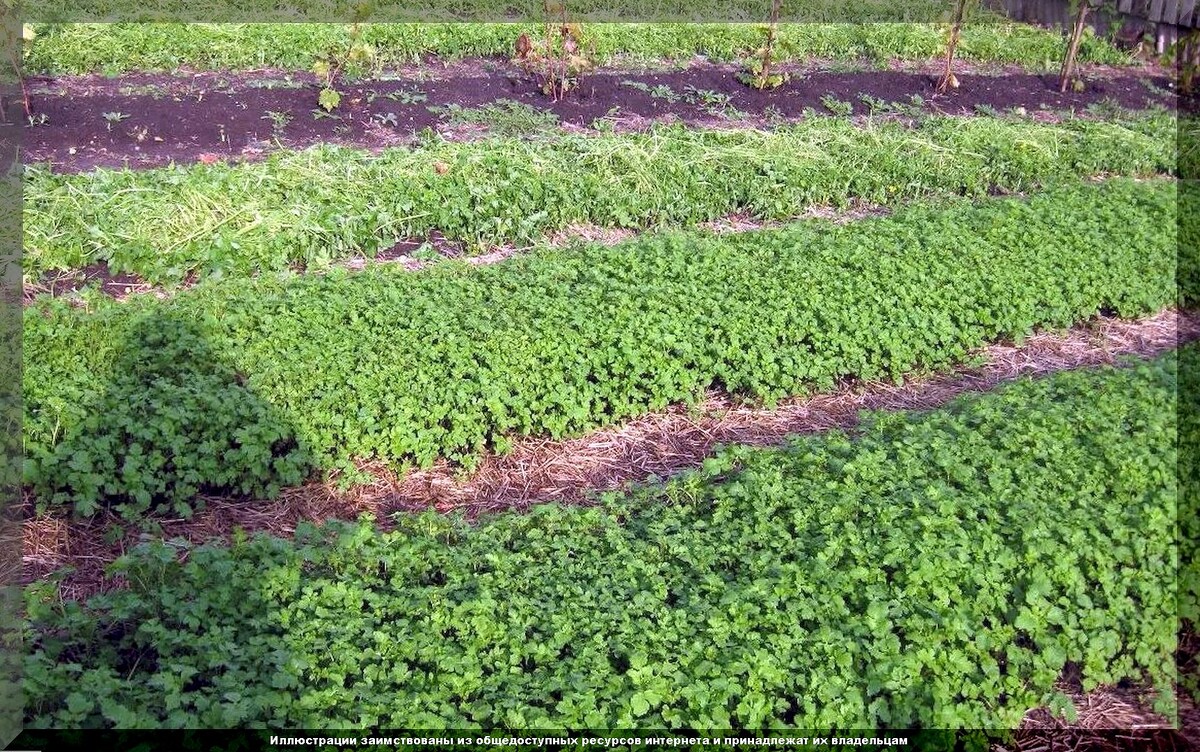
[23,63,1176,173]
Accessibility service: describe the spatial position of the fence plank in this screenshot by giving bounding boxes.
[1181,0,1198,25]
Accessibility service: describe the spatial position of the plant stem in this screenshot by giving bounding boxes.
[937,0,969,94]
[1060,0,1094,93]
[759,0,782,88]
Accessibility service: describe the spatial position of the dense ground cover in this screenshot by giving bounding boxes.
[22,179,1177,518]
[22,349,1182,728]
[24,113,1177,285]
[24,22,1130,75]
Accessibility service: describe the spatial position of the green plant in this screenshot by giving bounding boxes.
[385,85,426,104]
[621,80,682,103]
[22,180,1178,516]
[1060,0,1104,92]
[101,111,128,130]
[737,0,789,90]
[372,112,399,127]
[820,94,854,116]
[512,2,594,100]
[22,349,1185,727]
[311,18,374,112]
[26,112,48,126]
[22,114,1178,286]
[438,99,560,138]
[261,109,292,139]
[859,93,889,115]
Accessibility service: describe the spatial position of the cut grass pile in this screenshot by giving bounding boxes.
[23,348,1183,728]
[22,179,1177,519]
[24,22,1131,75]
[23,113,1177,285]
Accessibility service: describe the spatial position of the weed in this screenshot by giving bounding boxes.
[311,109,342,121]
[262,110,293,130]
[621,80,681,103]
[102,111,129,131]
[26,113,49,127]
[410,243,442,261]
[681,85,737,117]
[820,94,854,116]
[386,86,428,104]
[118,83,167,99]
[244,76,304,90]
[1086,97,1126,119]
[859,93,889,115]
[372,112,399,127]
[440,99,559,138]
[261,110,293,142]
[973,103,1000,117]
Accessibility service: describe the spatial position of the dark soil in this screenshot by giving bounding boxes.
[32,263,150,299]
[21,62,1176,173]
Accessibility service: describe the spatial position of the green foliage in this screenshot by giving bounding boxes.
[23,22,1132,75]
[438,99,561,137]
[22,312,310,519]
[23,113,1177,286]
[23,351,1182,727]
[311,21,374,112]
[1180,345,1200,702]
[22,180,1178,517]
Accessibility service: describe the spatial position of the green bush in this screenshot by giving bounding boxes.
[23,114,1177,286]
[23,349,1182,728]
[22,180,1178,517]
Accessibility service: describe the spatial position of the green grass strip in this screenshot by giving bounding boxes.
[22,179,1178,518]
[23,347,1182,728]
[24,113,1177,286]
[24,21,1130,75]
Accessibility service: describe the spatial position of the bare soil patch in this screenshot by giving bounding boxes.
[22,62,1176,173]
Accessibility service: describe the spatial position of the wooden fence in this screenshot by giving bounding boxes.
[991,0,1196,52]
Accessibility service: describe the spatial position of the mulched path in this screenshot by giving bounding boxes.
[21,61,1177,173]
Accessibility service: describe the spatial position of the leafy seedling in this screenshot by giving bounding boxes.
[820,95,853,116]
[103,111,130,131]
[386,86,427,104]
[738,0,789,90]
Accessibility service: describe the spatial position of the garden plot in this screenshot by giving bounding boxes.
[22,65,1176,172]
[15,19,1198,740]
